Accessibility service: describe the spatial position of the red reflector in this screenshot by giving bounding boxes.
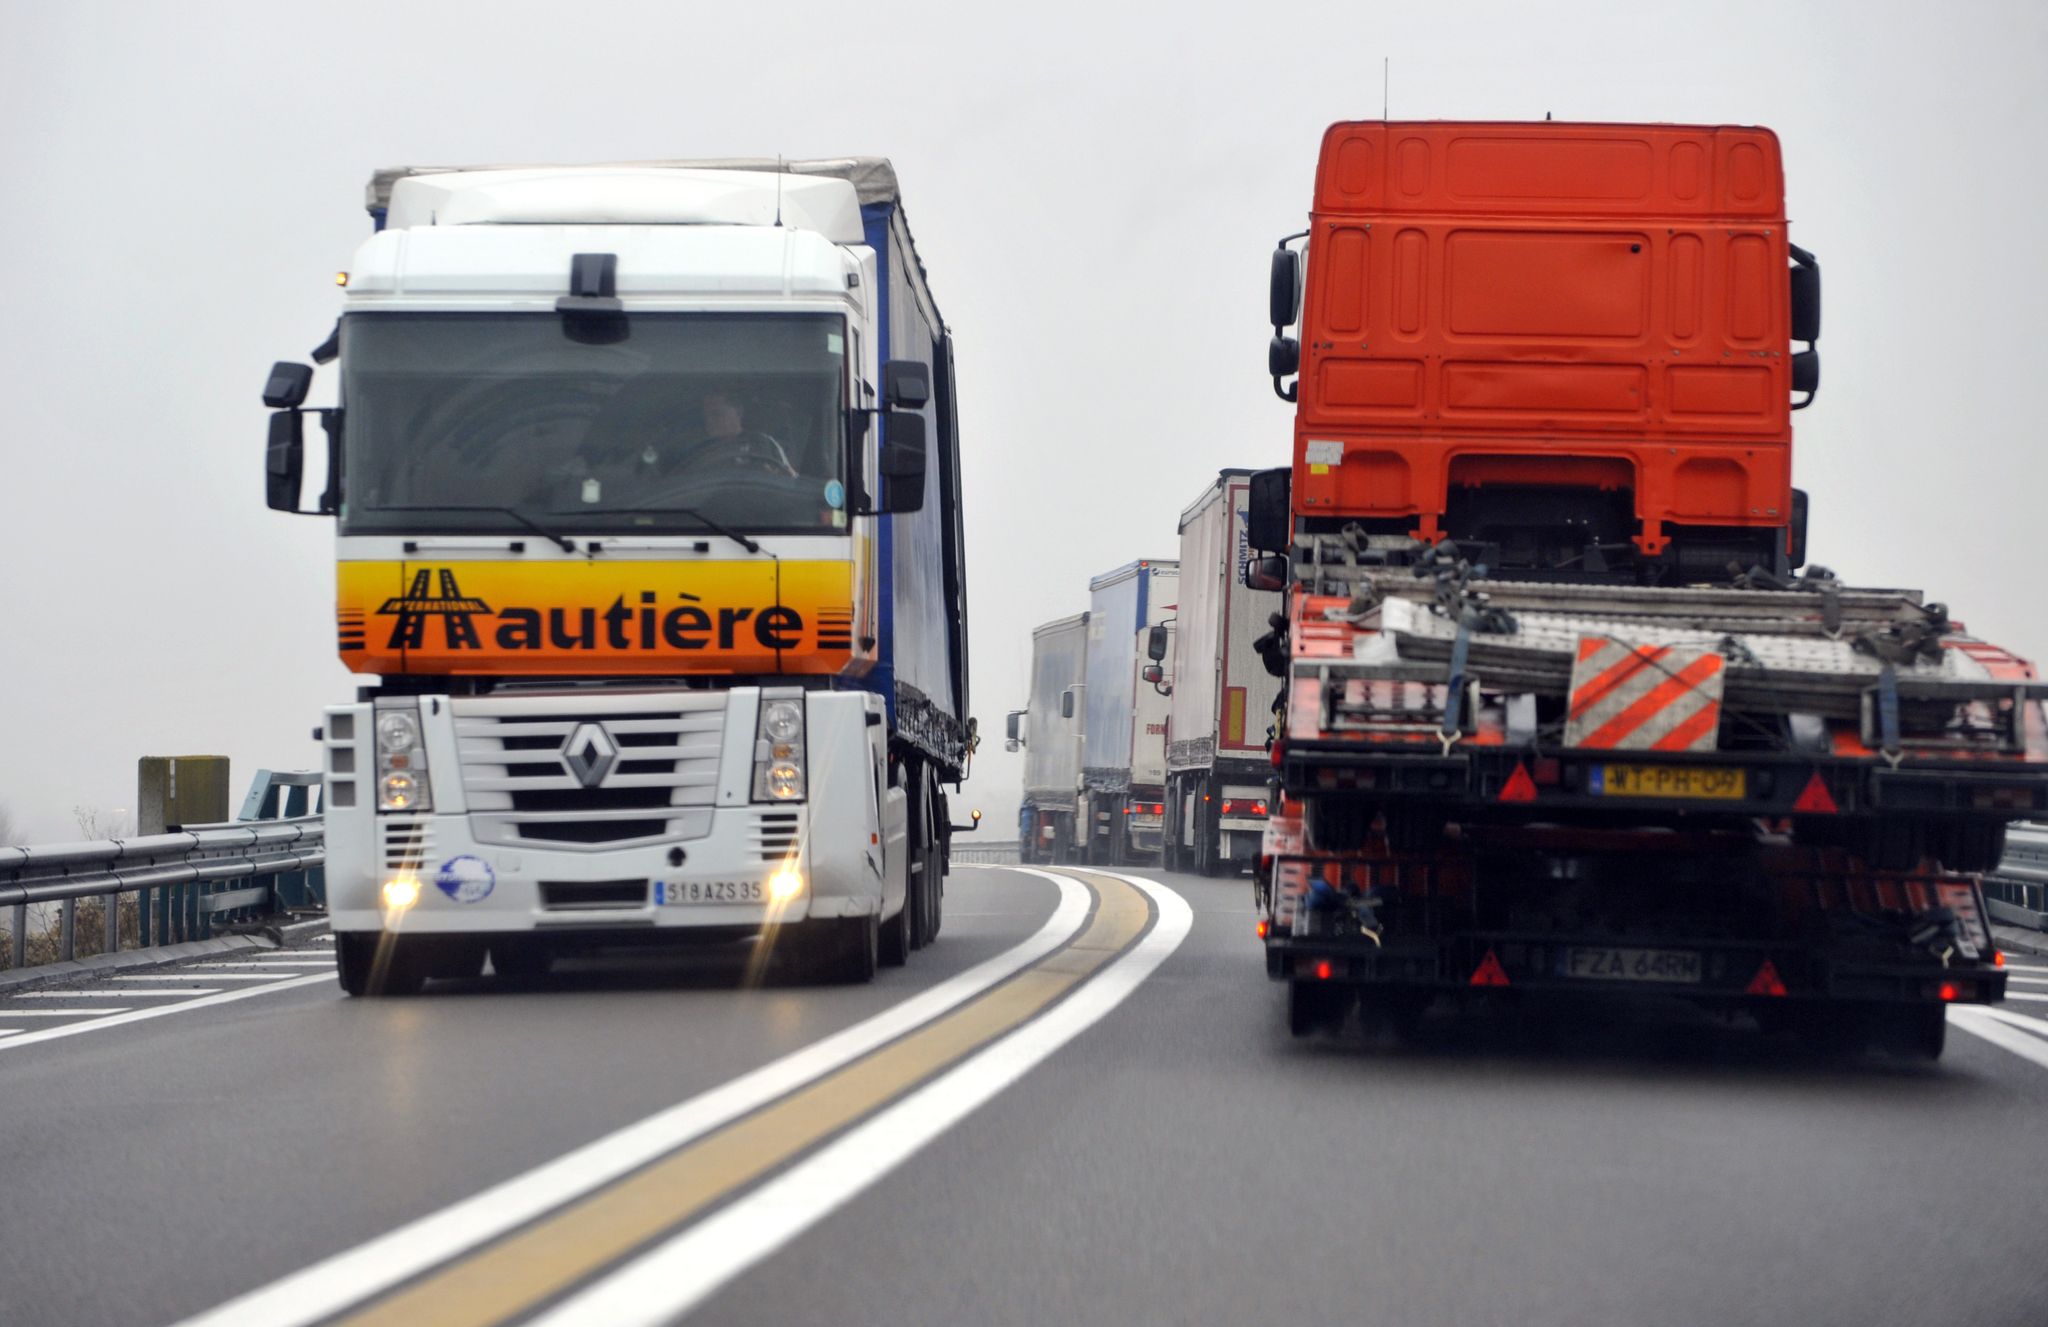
[1256,920,1269,939]
[1254,802,1267,815]
[1469,950,1511,987]
[1154,803,1165,815]
[1792,771,1838,815]
[1994,951,2006,968]
[1939,982,1959,1002]
[1745,959,1788,997]
[1314,960,1333,981]
[1498,763,1538,804]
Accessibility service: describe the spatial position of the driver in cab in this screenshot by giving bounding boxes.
[655,389,798,477]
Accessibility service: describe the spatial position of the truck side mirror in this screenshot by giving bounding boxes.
[881,360,930,410]
[1244,553,1288,592]
[262,361,314,410]
[1789,246,1821,344]
[879,412,927,513]
[1247,467,1292,554]
[1004,710,1024,751]
[1270,246,1303,328]
[1060,690,1075,720]
[1146,624,1168,661]
[1790,349,1820,410]
[265,410,305,512]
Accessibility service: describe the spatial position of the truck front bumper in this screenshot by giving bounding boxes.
[328,803,878,937]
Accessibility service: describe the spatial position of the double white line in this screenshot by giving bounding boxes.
[182,869,1190,1327]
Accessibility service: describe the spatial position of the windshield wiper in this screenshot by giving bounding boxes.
[558,507,763,555]
[377,505,578,553]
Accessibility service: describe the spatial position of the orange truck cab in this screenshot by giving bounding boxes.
[1268,121,1820,580]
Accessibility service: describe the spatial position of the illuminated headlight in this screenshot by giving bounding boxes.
[380,771,421,810]
[766,866,805,902]
[764,762,805,800]
[374,699,432,812]
[382,877,422,910]
[752,692,808,803]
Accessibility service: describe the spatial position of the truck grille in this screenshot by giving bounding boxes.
[382,816,432,873]
[453,695,725,849]
[754,810,802,862]
[537,879,649,911]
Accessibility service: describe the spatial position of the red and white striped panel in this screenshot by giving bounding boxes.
[1562,636,1725,752]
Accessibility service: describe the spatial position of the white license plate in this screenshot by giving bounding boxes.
[1565,946,1702,984]
[655,880,764,906]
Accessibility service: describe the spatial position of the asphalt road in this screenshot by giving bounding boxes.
[3,864,2046,1327]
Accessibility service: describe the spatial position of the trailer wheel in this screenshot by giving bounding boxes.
[879,892,912,967]
[797,914,879,984]
[1878,1005,1947,1061]
[338,933,427,998]
[1286,979,1353,1037]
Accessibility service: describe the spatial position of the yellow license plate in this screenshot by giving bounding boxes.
[1594,764,1747,800]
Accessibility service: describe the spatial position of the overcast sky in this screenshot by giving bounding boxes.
[2,0,2044,843]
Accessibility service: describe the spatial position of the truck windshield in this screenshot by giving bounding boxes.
[338,312,850,537]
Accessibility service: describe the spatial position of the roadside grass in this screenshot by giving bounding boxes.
[0,896,144,971]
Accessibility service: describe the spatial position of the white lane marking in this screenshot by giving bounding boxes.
[205,959,336,966]
[0,1029,17,1038]
[2004,975,2048,986]
[528,870,1194,1327]
[176,867,1092,1327]
[2001,961,2048,974]
[16,988,222,998]
[0,1008,132,1017]
[117,973,291,983]
[1952,1007,2048,1072]
[2002,992,2048,1003]
[0,974,329,1053]
[1972,1006,2048,1041]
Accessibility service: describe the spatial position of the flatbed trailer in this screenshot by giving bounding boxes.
[1251,121,2042,1056]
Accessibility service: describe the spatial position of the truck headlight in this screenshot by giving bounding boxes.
[380,771,421,810]
[752,693,808,803]
[375,699,432,811]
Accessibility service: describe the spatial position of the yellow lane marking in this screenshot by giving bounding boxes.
[336,871,1150,1327]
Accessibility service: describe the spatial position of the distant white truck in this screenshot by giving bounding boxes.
[259,159,971,994]
[1079,560,1178,865]
[1005,612,1089,863]
[1161,470,1282,874]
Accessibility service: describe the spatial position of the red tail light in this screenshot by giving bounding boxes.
[1939,982,1960,1002]
[1256,920,1270,939]
[1314,960,1334,981]
[1154,803,1165,815]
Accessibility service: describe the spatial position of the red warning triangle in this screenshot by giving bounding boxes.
[1745,959,1788,997]
[1469,949,1511,987]
[1791,771,1838,814]
[1498,762,1539,803]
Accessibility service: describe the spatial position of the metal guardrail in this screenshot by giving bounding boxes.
[1984,822,2048,932]
[0,771,325,971]
[952,839,1022,866]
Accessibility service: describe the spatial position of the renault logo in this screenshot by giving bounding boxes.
[562,722,618,788]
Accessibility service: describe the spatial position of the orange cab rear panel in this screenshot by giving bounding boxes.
[1295,122,1796,555]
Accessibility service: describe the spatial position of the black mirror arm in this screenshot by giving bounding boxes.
[1272,376,1298,404]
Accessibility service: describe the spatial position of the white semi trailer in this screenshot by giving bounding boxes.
[1080,560,1179,865]
[1162,470,1283,874]
[1005,612,1090,863]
